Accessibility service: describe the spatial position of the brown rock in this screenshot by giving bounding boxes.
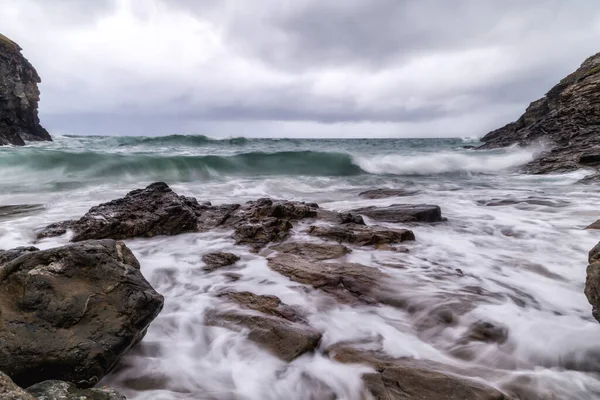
[585,219,600,230]
[351,204,443,223]
[217,291,305,322]
[202,252,240,271]
[26,380,126,400]
[270,241,351,261]
[0,371,34,400]
[308,224,415,246]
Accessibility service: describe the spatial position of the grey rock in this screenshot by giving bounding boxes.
[0,239,163,388]
[477,51,600,175]
[27,380,125,400]
[462,321,509,344]
[308,224,415,246]
[351,204,443,223]
[586,243,600,323]
[358,188,419,199]
[270,241,351,261]
[217,291,305,323]
[0,371,34,400]
[0,34,51,146]
[0,246,39,265]
[202,252,240,271]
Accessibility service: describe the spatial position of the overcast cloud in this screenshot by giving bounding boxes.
[1,0,599,138]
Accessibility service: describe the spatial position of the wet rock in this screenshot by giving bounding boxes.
[217,291,305,322]
[326,346,509,400]
[462,321,509,344]
[477,51,600,174]
[233,218,293,251]
[316,210,365,225]
[270,241,351,261]
[224,198,318,227]
[206,292,321,362]
[36,220,77,239]
[586,243,600,323]
[0,34,51,146]
[351,204,443,223]
[38,182,205,241]
[358,188,419,199]
[308,224,415,247]
[590,242,600,264]
[585,219,600,230]
[0,239,164,388]
[27,380,125,400]
[0,371,34,400]
[267,253,403,306]
[202,252,240,271]
[0,246,39,265]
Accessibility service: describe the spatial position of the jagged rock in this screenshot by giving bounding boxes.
[0,33,51,146]
[0,240,164,388]
[308,224,415,246]
[270,241,351,261]
[206,291,321,362]
[233,218,293,251]
[202,252,240,271]
[326,346,510,400]
[0,371,34,400]
[586,220,600,230]
[586,241,600,323]
[37,182,205,241]
[478,51,600,174]
[351,204,443,223]
[27,381,125,400]
[267,253,404,306]
[358,188,419,199]
[0,246,38,264]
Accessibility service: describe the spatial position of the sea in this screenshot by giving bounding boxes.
[1,135,600,399]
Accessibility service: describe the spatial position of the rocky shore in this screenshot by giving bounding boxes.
[1,181,525,399]
[0,33,51,146]
[477,51,600,177]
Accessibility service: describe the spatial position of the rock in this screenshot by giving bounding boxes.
[308,224,415,246]
[586,220,600,230]
[0,204,45,221]
[590,242,600,264]
[38,182,205,241]
[586,246,600,323]
[0,34,51,146]
[0,246,39,265]
[233,218,293,251]
[27,380,125,400]
[477,197,569,208]
[462,321,509,344]
[477,51,600,174]
[0,239,164,388]
[36,220,77,239]
[358,188,419,199]
[326,346,509,400]
[206,291,321,362]
[202,252,240,271]
[0,371,34,400]
[316,210,365,225]
[351,204,443,223]
[217,291,305,322]
[267,253,403,306]
[270,241,351,261]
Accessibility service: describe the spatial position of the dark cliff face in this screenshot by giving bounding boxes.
[0,33,51,146]
[478,52,600,174]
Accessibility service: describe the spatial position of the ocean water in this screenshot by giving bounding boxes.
[1,135,600,399]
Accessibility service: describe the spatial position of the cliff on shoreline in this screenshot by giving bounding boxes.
[478,52,600,175]
[0,33,51,146]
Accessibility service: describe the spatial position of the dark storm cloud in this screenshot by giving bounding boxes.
[1,0,599,137]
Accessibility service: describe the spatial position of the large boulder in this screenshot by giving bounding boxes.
[37,182,205,241]
[206,291,321,362]
[351,204,443,223]
[326,346,509,400]
[0,33,51,146]
[0,240,164,388]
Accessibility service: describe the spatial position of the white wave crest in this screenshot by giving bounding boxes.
[353,148,537,175]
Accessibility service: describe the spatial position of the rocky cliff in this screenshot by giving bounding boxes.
[478,52,600,174]
[0,33,51,146]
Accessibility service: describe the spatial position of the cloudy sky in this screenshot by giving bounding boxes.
[1,0,599,138]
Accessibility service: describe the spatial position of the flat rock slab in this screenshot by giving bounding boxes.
[358,188,419,199]
[308,224,415,246]
[27,380,125,400]
[270,241,351,261]
[0,239,164,388]
[326,346,510,400]
[206,291,320,361]
[351,204,443,223]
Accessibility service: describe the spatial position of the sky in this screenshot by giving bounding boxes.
[1,0,599,138]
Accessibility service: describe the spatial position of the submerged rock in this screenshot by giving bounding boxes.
[351,204,443,223]
[0,240,164,388]
[270,241,351,261]
[202,252,240,271]
[462,321,509,344]
[0,371,34,400]
[0,33,51,146]
[27,380,125,400]
[477,51,600,174]
[327,346,509,400]
[358,188,419,199]
[308,223,415,246]
[38,182,205,241]
[206,291,321,362]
